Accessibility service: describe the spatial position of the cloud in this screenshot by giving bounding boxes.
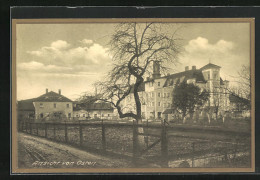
[18,61,73,73]
[176,37,246,82]
[51,40,70,49]
[25,39,112,72]
[185,37,234,54]
[80,39,93,45]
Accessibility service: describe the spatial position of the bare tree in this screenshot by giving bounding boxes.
[95,23,182,151]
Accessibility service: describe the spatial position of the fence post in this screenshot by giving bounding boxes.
[45,123,48,138]
[21,121,24,132]
[132,120,139,164]
[101,120,106,152]
[65,122,68,143]
[79,122,83,146]
[161,120,168,167]
[29,122,32,134]
[25,122,28,133]
[36,123,38,136]
[192,142,195,167]
[53,123,56,140]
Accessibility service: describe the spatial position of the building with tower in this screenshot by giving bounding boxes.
[121,62,230,120]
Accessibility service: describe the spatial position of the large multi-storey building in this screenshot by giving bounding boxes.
[122,62,230,120]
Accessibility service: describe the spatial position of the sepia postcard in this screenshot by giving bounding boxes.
[11,18,255,174]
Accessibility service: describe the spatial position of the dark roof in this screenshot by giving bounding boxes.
[86,103,114,110]
[75,102,114,111]
[163,69,206,87]
[34,91,72,102]
[17,98,35,111]
[200,63,221,71]
[229,94,250,104]
[220,78,224,85]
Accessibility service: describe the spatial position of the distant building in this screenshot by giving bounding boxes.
[121,62,230,120]
[33,89,73,121]
[17,98,35,121]
[73,102,115,120]
[229,94,250,118]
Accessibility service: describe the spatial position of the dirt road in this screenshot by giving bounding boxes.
[17,132,131,169]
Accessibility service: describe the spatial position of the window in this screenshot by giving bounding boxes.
[152,102,155,107]
[163,103,166,107]
[40,103,43,108]
[54,103,56,108]
[102,114,104,117]
[151,93,154,98]
[158,93,161,97]
[167,93,170,97]
[213,72,218,79]
[158,82,160,86]
[67,104,69,108]
[164,93,166,97]
[40,113,43,118]
[108,114,110,117]
[158,112,162,118]
[208,73,210,80]
[158,102,161,106]
[68,113,71,118]
[168,103,171,108]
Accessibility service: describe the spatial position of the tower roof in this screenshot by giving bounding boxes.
[200,63,221,71]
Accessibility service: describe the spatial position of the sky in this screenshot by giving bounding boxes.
[16,22,251,100]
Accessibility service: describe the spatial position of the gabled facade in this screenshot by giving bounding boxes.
[33,89,73,121]
[121,62,230,120]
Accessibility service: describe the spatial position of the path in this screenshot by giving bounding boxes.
[17,132,131,169]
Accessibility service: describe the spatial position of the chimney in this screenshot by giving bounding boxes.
[185,66,189,71]
[152,61,161,79]
[58,89,61,95]
[192,66,196,70]
[46,88,48,94]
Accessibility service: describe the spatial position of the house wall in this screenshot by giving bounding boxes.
[73,110,89,120]
[88,109,114,119]
[34,101,73,120]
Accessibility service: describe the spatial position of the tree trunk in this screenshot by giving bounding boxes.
[207,113,211,124]
[136,118,145,152]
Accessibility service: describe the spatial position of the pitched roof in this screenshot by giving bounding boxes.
[34,91,72,102]
[17,98,35,111]
[200,63,221,71]
[229,94,250,104]
[76,102,114,111]
[163,69,206,87]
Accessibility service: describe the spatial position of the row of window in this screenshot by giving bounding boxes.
[75,114,110,118]
[147,102,171,107]
[39,103,70,108]
[147,92,171,98]
[149,81,161,87]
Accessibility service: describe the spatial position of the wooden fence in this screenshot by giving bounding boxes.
[18,119,251,167]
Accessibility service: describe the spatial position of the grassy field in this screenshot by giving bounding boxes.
[21,117,251,167]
